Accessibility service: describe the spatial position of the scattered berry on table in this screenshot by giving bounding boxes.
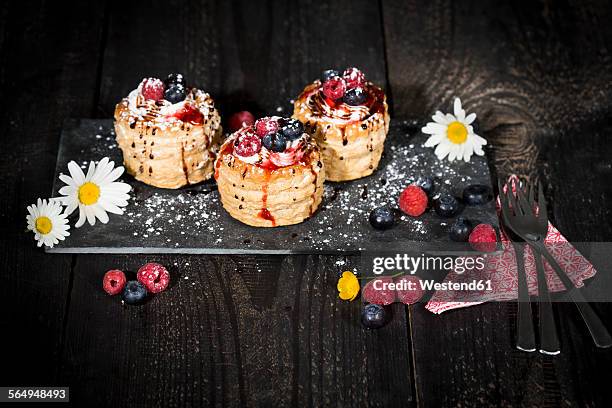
[434,194,460,218]
[137,262,170,294]
[103,269,127,296]
[235,134,262,157]
[122,280,148,305]
[164,83,187,104]
[228,111,255,133]
[362,277,396,305]
[262,131,287,152]
[369,206,396,230]
[399,185,428,217]
[141,78,165,102]
[321,69,340,82]
[255,117,280,137]
[361,304,388,329]
[415,175,435,196]
[469,223,497,252]
[280,118,304,140]
[395,275,424,305]
[342,87,367,106]
[462,184,493,205]
[449,217,473,242]
[322,76,346,100]
[164,73,185,87]
[342,67,366,89]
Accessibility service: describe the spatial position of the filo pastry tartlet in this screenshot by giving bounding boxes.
[293,67,390,182]
[214,116,325,227]
[114,73,222,189]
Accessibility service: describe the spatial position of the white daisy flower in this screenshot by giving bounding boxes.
[58,157,131,227]
[26,198,70,248]
[422,97,487,162]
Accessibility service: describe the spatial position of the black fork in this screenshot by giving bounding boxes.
[501,180,612,349]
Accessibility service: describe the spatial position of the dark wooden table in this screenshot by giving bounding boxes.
[2,0,612,406]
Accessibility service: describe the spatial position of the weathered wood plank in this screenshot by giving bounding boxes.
[0,0,106,386]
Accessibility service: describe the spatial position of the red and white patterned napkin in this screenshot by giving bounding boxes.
[425,175,597,314]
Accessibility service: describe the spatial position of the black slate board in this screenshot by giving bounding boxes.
[47,119,498,254]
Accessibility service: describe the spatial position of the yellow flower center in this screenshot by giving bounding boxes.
[447,121,468,144]
[35,216,53,235]
[78,182,100,205]
[337,271,360,301]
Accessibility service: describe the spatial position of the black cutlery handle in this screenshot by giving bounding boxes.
[534,251,560,354]
[535,242,612,349]
[513,243,536,352]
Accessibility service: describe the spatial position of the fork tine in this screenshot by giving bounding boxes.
[537,182,548,225]
[516,182,532,216]
[498,180,511,220]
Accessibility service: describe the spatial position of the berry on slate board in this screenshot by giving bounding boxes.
[369,206,395,230]
[469,223,497,252]
[164,73,185,87]
[103,269,127,296]
[342,87,367,106]
[262,132,287,152]
[449,217,473,242]
[415,176,435,196]
[362,277,396,305]
[395,275,424,305]
[462,184,493,205]
[235,134,262,157]
[399,185,428,217]
[321,69,340,82]
[122,280,148,305]
[280,118,304,140]
[228,111,255,133]
[361,304,388,329]
[343,67,366,89]
[164,83,187,104]
[322,76,346,100]
[137,262,170,294]
[255,117,279,137]
[434,194,460,218]
[141,78,165,102]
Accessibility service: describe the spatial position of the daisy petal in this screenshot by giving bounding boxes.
[68,161,86,185]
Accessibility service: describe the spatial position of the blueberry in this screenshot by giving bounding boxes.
[165,73,185,87]
[449,217,473,242]
[342,87,367,106]
[462,184,493,205]
[361,304,388,329]
[434,194,460,218]
[369,206,395,230]
[164,84,186,104]
[280,118,304,140]
[262,131,287,153]
[321,69,340,82]
[415,176,435,196]
[122,280,147,305]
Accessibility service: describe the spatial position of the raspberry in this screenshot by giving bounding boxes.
[172,103,203,124]
[137,262,170,294]
[235,133,262,157]
[141,78,165,101]
[255,117,280,137]
[469,224,497,252]
[322,77,346,100]
[343,67,366,89]
[228,111,255,133]
[399,185,428,217]
[103,269,127,296]
[362,277,396,305]
[394,275,424,305]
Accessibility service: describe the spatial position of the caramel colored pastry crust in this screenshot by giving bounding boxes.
[293,81,390,182]
[114,93,222,189]
[214,140,325,228]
